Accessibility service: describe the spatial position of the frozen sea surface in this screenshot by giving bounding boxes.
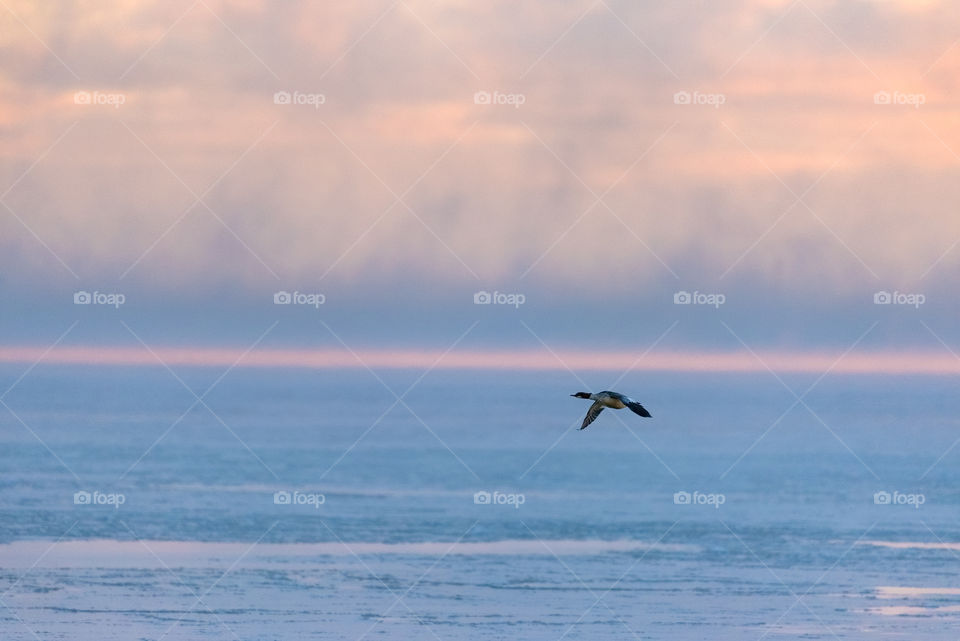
[2,365,959,639]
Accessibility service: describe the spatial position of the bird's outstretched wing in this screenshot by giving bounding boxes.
[626,400,651,418]
[580,401,604,430]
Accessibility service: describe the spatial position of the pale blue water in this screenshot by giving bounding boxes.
[2,365,960,639]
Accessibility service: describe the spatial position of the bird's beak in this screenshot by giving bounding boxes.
[569,394,576,397]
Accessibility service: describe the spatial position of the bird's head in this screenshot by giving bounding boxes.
[571,392,592,399]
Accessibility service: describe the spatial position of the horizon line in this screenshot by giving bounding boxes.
[0,345,957,375]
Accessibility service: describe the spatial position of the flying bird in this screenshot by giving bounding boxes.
[571,391,652,430]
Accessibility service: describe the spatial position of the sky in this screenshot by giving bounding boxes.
[1,0,959,368]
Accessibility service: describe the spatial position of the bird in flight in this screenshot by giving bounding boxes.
[571,391,652,430]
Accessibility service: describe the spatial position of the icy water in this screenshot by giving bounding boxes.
[2,364,960,639]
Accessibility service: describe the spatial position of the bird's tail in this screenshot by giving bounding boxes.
[627,401,652,418]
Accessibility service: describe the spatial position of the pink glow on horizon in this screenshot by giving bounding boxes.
[0,345,957,375]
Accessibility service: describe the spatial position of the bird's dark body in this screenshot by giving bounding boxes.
[571,390,652,429]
